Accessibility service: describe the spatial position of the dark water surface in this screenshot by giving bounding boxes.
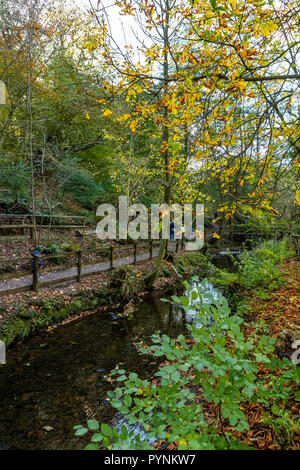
[0,285,199,449]
[0,251,238,450]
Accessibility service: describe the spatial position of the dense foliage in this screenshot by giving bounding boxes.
[74,276,299,450]
[0,0,299,234]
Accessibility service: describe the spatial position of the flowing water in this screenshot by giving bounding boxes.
[0,251,239,450]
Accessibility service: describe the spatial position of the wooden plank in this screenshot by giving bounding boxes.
[0,224,34,229]
[0,257,32,265]
[0,224,86,229]
[0,214,29,218]
[0,214,85,219]
[33,225,85,229]
[41,251,80,260]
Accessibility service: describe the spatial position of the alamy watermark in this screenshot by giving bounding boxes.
[291,340,300,366]
[96,196,204,251]
[0,340,5,365]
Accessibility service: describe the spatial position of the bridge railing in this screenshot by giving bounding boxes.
[0,239,185,294]
[0,214,86,239]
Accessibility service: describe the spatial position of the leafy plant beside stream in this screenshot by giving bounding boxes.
[238,240,291,290]
[209,240,291,293]
[74,278,299,450]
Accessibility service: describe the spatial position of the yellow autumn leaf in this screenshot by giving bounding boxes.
[85,111,90,120]
[103,108,112,117]
[178,439,187,446]
[213,232,220,239]
[261,21,277,38]
[264,205,279,215]
[235,79,246,92]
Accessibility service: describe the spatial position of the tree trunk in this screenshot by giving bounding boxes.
[145,0,170,287]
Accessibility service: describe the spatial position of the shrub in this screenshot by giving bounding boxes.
[42,243,62,255]
[61,168,102,209]
[61,243,81,252]
[238,240,290,290]
[110,265,144,301]
[0,159,31,210]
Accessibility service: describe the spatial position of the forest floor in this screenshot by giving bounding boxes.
[246,257,300,337]
[226,256,300,449]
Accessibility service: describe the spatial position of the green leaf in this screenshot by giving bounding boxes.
[87,419,99,431]
[75,427,88,436]
[101,423,112,437]
[180,296,189,306]
[188,439,203,450]
[124,395,132,407]
[84,443,99,450]
[191,290,198,300]
[91,433,103,443]
[209,0,217,10]
[110,399,122,408]
[171,370,181,383]
[102,436,110,448]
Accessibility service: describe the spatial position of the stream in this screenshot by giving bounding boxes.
[0,250,239,450]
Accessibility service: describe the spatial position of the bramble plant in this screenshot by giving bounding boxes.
[74,278,299,450]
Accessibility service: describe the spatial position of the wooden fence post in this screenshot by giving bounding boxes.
[149,239,153,259]
[110,246,114,268]
[30,216,37,243]
[32,255,39,291]
[77,250,82,282]
[133,243,137,265]
[176,240,179,253]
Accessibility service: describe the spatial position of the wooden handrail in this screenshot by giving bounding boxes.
[0,256,33,264]
[0,238,184,293]
[0,224,86,229]
[0,240,176,264]
[0,213,85,219]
